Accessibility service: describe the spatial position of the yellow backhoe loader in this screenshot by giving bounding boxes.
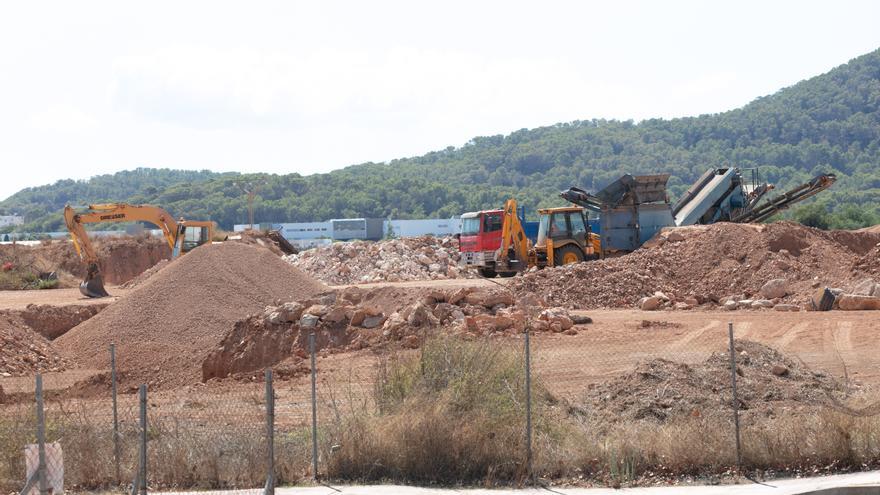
[64,203,214,298]
[490,199,600,276]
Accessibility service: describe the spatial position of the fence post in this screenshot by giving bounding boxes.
[18,376,48,495]
[35,374,48,495]
[309,332,319,480]
[727,323,743,469]
[110,343,120,483]
[524,327,534,485]
[264,369,275,495]
[134,384,147,495]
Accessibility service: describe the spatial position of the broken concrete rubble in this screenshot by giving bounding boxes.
[284,236,474,285]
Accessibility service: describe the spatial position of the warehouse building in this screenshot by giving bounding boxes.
[234,217,461,241]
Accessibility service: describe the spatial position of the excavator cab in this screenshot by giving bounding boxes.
[172,222,213,258]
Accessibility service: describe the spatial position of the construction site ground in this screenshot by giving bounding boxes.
[2,276,878,425]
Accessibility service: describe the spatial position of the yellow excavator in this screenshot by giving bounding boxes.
[491,199,601,276]
[64,203,214,298]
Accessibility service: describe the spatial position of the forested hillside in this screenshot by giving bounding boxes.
[3,48,879,232]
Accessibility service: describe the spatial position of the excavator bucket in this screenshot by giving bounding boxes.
[80,264,110,298]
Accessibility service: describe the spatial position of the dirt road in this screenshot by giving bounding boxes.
[0,287,127,310]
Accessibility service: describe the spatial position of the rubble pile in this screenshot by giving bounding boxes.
[581,340,847,425]
[202,286,590,381]
[512,222,880,311]
[284,236,473,285]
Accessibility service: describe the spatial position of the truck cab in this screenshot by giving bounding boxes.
[458,210,505,277]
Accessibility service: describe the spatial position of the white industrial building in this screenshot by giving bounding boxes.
[235,217,461,241]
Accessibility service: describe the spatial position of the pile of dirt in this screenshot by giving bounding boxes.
[235,229,297,256]
[284,236,472,285]
[511,222,880,310]
[580,340,847,426]
[0,315,69,376]
[56,242,327,388]
[203,286,589,381]
[119,259,169,289]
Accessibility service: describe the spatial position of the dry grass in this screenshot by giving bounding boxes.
[323,336,549,484]
[2,336,879,490]
[0,399,313,493]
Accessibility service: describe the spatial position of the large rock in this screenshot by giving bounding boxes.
[281,302,306,322]
[361,314,386,329]
[852,279,879,297]
[810,287,836,312]
[299,314,320,328]
[465,290,515,308]
[837,294,880,311]
[761,278,788,299]
[640,296,662,311]
[761,279,788,299]
[539,307,573,330]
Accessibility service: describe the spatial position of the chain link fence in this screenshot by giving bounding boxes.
[3,319,880,492]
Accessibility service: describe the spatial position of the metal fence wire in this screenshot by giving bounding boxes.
[2,321,880,493]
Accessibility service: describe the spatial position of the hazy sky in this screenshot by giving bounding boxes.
[1,1,879,201]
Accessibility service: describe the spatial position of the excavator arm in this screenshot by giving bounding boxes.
[63,203,199,298]
[497,199,532,269]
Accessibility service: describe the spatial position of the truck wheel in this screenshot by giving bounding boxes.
[478,267,497,278]
[498,271,516,278]
[555,245,584,266]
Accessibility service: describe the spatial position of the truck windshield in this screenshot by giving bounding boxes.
[461,217,481,236]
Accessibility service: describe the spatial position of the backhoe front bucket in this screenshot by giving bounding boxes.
[80,264,110,298]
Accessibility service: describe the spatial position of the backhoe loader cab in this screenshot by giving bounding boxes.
[535,207,600,266]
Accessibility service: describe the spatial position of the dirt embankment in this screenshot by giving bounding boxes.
[512,221,880,309]
[202,285,590,382]
[56,242,327,388]
[0,235,171,287]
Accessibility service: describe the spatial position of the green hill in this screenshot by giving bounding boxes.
[3,48,880,233]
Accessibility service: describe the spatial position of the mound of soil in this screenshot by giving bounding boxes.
[56,242,327,388]
[119,259,169,289]
[512,222,880,309]
[0,315,69,376]
[580,340,846,425]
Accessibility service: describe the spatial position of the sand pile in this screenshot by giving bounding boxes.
[512,222,880,309]
[285,236,472,284]
[0,314,69,376]
[119,259,169,289]
[580,340,846,425]
[56,242,327,388]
